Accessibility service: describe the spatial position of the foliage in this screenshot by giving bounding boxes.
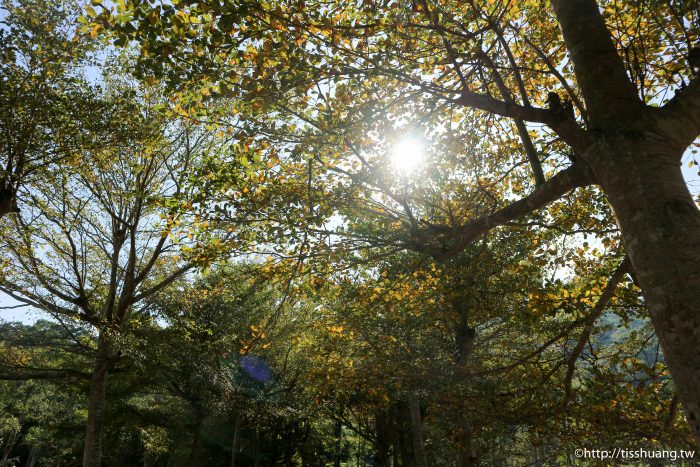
[0,0,143,217]
[1,0,700,465]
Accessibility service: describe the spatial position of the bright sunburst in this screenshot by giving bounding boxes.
[390,137,425,175]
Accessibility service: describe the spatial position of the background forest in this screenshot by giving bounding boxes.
[1,0,700,465]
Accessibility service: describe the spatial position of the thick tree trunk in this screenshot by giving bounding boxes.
[399,426,410,467]
[553,0,700,447]
[593,143,700,447]
[82,335,112,467]
[407,395,428,467]
[0,200,11,219]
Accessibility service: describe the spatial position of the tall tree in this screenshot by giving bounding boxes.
[96,0,700,446]
[0,0,134,218]
[0,77,231,465]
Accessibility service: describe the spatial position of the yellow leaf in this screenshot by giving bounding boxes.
[89,23,103,38]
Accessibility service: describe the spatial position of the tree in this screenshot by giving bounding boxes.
[0,75,232,465]
[120,264,334,466]
[0,0,137,219]
[297,226,696,463]
[95,0,700,446]
[0,320,92,466]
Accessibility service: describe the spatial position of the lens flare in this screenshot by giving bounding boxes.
[240,355,272,383]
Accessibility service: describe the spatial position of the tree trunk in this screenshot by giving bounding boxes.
[549,0,700,446]
[454,300,475,372]
[82,335,112,467]
[253,429,260,467]
[389,404,401,467]
[0,188,18,219]
[189,421,201,467]
[373,408,390,467]
[298,422,313,466]
[457,417,478,467]
[397,403,411,467]
[454,300,477,466]
[230,413,241,467]
[333,419,342,467]
[593,142,700,447]
[27,445,40,467]
[407,395,427,467]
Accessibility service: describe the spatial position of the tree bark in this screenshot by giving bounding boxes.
[454,301,475,373]
[454,301,477,466]
[82,334,112,467]
[548,0,700,446]
[407,395,428,467]
[390,403,406,467]
[592,142,700,447]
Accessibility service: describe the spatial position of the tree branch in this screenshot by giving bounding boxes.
[454,90,590,151]
[414,164,594,261]
[0,366,91,381]
[549,0,643,128]
[473,48,546,185]
[132,264,194,303]
[660,77,700,147]
[562,256,631,405]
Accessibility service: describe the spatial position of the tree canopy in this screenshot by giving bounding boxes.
[1,0,700,465]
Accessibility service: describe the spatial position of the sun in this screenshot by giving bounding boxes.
[390,137,425,175]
